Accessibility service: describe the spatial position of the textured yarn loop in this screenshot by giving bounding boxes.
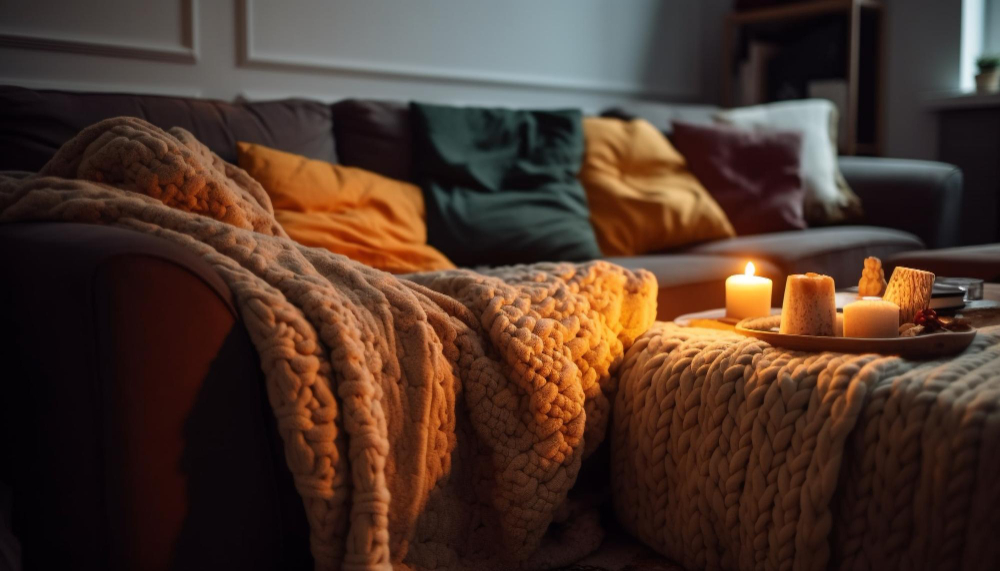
[613,323,1000,571]
[0,117,658,571]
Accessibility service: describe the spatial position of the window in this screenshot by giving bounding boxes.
[962,0,1000,91]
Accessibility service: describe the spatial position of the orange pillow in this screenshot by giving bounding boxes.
[237,142,455,273]
[580,117,735,256]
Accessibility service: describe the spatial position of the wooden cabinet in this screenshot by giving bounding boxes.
[723,0,884,155]
[934,97,1000,245]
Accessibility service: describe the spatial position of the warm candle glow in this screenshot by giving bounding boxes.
[726,261,772,320]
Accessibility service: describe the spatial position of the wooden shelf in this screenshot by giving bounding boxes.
[926,92,1000,111]
[728,0,881,25]
[723,0,885,155]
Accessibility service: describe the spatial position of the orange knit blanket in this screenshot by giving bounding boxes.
[0,118,658,571]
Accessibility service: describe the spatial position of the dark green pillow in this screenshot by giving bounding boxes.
[411,102,601,267]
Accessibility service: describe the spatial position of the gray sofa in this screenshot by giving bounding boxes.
[0,85,962,570]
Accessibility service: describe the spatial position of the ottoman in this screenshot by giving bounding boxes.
[888,244,1000,282]
[612,323,1000,570]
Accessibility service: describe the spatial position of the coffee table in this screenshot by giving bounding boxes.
[954,282,1000,328]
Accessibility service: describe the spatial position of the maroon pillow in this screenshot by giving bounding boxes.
[331,98,413,182]
[670,121,806,235]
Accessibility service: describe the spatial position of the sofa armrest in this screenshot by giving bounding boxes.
[839,156,963,249]
[0,223,309,570]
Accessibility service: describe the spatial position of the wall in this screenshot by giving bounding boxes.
[883,0,965,159]
[0,0,986,161]
[0,0,728,113]
[989,0,1000,52]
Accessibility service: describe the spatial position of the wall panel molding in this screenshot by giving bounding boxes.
[237,0,685,98]
[5,77,203,98]
[0,0,198,64]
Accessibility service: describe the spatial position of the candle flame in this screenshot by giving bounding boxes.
[745,262,756,277]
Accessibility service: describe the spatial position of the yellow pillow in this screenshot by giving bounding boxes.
[237,142,455,273]
[580,117,735,256]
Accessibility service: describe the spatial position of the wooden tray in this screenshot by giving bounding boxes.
[735,316,977,360]
[674,307,781,327]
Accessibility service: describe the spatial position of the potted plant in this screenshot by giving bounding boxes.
[976,55,1000,94]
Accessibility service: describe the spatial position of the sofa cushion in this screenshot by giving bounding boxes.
[607,254,783,320]
[887,245,1000,282]
[237,141,454,273]
[670,121,806,235]
[682,226,924,288]
[411,102,602,266]
[715,99,862,225]
[0,85,336,171]
[580,117,735,256]
[331,98,414,182]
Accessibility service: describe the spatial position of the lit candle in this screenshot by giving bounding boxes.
[780,273,837,336]
[726,262,772,320]
[843,297,900,338]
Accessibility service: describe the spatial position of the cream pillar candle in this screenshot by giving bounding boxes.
[726,262,772,320]
[779,273,837,336]
[843,297,900,338]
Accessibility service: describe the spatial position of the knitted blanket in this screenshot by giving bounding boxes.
[0,118,658,571]
[612,322,1000,570]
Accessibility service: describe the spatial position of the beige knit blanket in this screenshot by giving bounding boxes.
[612,322,1000,570]
[0,118,658,571]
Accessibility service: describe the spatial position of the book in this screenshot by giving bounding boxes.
[842,283,966,310]
[928,283,967,310]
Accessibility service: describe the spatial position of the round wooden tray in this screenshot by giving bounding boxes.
[735,316,977,359]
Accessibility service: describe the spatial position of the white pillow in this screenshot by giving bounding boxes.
[715,99,861,224]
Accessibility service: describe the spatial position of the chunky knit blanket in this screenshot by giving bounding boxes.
[0,118,658,570]
[612,322,1000,571]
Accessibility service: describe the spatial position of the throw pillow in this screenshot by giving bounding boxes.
[411,102,602,266]
[236,141,455,273]
[714,99,862,225]
[670,121,806,235]
[331,98,414,182]
[580,117,735,256]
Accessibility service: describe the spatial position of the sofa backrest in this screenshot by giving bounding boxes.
[0,85,336,172]
[331,98,414,181]
[601,100,720,134]
[0,84,724,176]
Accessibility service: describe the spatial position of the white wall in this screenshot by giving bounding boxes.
[0,0,728,112]
[988,0,1000,52]
[0,0,985,161]
[884,0,965,159]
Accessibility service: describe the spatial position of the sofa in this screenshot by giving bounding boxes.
[0,85,963,570]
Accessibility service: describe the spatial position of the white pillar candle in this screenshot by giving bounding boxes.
[780,273,837,336]
[843,297,900,338]
[726,262,772,320]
